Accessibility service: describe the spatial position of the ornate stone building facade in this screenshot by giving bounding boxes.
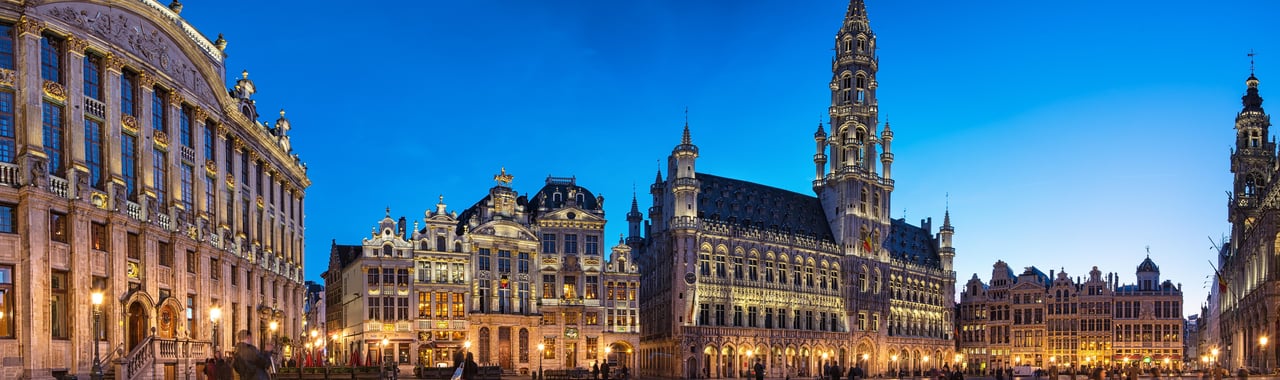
[0,1,310,378]
[1219,72,1279,371]
[958,259,1184,373]
[633,1,956,378]
[324,172,640,375]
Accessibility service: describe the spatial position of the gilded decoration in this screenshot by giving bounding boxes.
[42,81,67,101]
[121,114,139,131]
[225,173,234,186]
[205,160,217,176]
[65,36,89,53]
[91,192,109,209]
[167,91,184,106]
[0,68,14,88]
[104,53,126,72]
[153,130,169,147]
[137,72,155,87]
[256,195,263,208]
[16,16,45,36]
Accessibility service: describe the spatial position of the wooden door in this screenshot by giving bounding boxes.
[498,327,512,369]
[127,302,148,352]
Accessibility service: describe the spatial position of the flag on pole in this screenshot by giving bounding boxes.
[1209,260,1228,293]
[862,235,872,252]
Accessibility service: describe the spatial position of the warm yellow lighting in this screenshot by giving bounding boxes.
[923,356,929,363]
[269,321,278,331]
[1202,356,1209,363]
[381,338,389,346]
[1263,336,1270,347]
[306,342,312,349]
[891,355,898,362]
[311,330,319,338]
[606,346,612,355]
[862,354,870,360]
[332,334,339,341]
[90,291,104,306]
[1049,356,1055,363]
[537,343,546,351]
[465,340,472,349]
[316,339,324,347]
[1212,348,1219,356]
[210,307,222,322]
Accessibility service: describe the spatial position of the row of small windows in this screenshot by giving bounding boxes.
[698,253,844,291]
[697,303,846,332]
[540,233,600,255]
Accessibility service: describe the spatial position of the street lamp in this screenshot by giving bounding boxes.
[538,343,546,380]
[268,320,279,370]
[381,338,390,379]
[332,334,340,366]
[1262,336,1270,371]
[1212,348,1220,368]
[891,355,898,377]
[210,306,222,352]
[90,291,104,380]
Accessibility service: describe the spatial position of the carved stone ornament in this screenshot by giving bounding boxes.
[42,81,67,101]
[224,173,234,186]
[205,160,218,176]
[167,91,184,106]
[104,52,126,72]
[42,4,217,103]
[65,36,89,53]
[0,69,14,88]
[255,195,263,208]
[136,72,155,87]
[26,156,48,189]
[16,16,45,36]
[121,114,139,131]
[192,107,207,120]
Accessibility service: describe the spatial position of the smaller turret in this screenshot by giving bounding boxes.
[813,122,828,191]
[880,121,894,180]
[939,208,955,272]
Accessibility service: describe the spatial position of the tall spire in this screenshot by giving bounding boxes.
[681,107,692,145]
[846,0,867,19]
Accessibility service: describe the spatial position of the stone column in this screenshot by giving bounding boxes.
[15,16,47,188]
[103,54,125,211]
[64,36,89,201]
[135,73,156,219]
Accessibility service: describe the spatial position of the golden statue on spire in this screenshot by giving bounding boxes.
[494,167,514,185]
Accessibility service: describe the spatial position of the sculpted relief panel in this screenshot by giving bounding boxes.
[42,3,219,106]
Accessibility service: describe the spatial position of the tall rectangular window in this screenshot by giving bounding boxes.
[497,250,511,273]
[179,106,193,148]
[40,34,60,83]
[517,252,529,273]
[0,91,13,163]
[84,118,104,189]
[585,276,598,300]
[0,24,13,70]
[90,222,108,251]
[0,203,15,233]
[451,293,464,319]
[585,235,598,255]
[542,275,556,298]
[203,122,216,163]
[541,234,556,254]
[240,149,249,183]
[434,292,447,319]
[127,232,141,260]
[478,248,490,271]
[186,295,196,338]
[204,175,216,216]
[49,212,67,243]
[151,88,167,133]
[186,250,197,273]
[83,54,102,100]
[42,101,64,176]
[180,163,194,211]
[120,71,136,116]
[153,149,167,206]
[121,134,137,200]
[50,271,68,338]
[158,241,173,267]
[563,234,577,254]
[0,265,12,338]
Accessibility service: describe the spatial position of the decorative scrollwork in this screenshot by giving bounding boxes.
[122,114,139,132]
[42,81,67,101]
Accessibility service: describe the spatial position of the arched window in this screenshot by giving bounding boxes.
[454,242,462,252]
[576,193,585,205]
[518,328,529,363]
[860,188,868,213]
[872,193,881,217]
[857,37,866,52]
[479,327,491,363]
[436,236,447,251]
[383,245,393,257]
[843,37,853,53]
[855,75,867,104]
[841,75,853,103]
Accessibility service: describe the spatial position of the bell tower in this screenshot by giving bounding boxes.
[818,0,893,256]
[1229,72,1273,244]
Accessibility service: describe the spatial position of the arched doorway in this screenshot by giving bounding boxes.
[607,341,635,371]
[127,301,150,352]
[157,304,178,339]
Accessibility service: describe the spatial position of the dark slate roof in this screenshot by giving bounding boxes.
[332,242,362,270]
[453,193,531,236]
[1136,257,1159,273]
[1019,266,1050,287]
[885,218,939,268]
[695,173,834,242]
[527,179,602,218]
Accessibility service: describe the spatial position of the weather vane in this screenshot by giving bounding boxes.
[1250,49,1256,75]
[494,167,514,185]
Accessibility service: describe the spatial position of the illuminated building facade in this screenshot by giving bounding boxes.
[634,1,956,377]
[0,1,309,378]
[958,259,1184,372]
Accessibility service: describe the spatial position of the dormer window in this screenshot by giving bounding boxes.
[857,37,866,53]
[382,245,393,257]
[575,193,585,205]
[855,75,867,104]
[552,192,562,203]
[843,37,853,53]
[1251,130,1261,148]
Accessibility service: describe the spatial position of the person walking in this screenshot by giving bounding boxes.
[462,352,479,380]
[232,330,274,380]
[755,359,766,380]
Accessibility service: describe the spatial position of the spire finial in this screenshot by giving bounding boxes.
[1145,245,1151,258]
[385,206,390,217]
[681,109,692,145]
[1250,49,1257,76]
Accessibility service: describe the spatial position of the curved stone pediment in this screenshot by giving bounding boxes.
[41,2,220,107]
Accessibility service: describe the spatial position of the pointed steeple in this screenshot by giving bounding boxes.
[681,123,692,145]
[846,0,867,19]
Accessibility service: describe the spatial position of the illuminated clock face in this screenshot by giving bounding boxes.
[684,272,696,284]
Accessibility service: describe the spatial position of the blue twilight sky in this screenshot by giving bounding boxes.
[181,0,1280,316]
